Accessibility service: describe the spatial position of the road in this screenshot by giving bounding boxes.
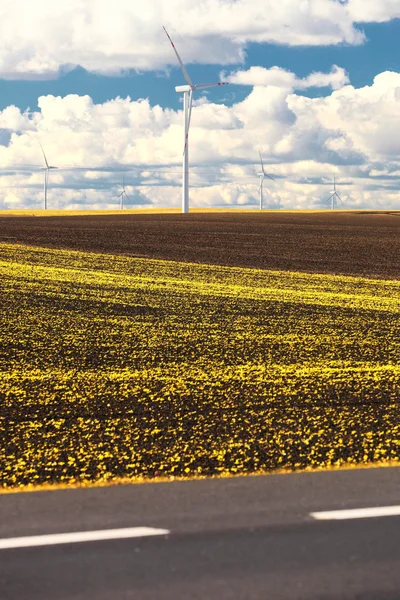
[0,467,399,599]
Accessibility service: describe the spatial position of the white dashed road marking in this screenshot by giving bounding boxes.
[0,527,170,550]
[311,506,400,520]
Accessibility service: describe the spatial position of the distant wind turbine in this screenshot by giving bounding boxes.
[115,173,131,209]
[258,150,275,210]
[327,175,344,210]
[163,26,228,214]
[39,144,57,210]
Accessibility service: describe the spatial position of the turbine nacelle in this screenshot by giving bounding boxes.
[175,84,192,93]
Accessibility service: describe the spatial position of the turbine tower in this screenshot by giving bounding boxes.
[258,150,275,210]
[39,144,57,210]
[163,26,228,214]
[115,173,131,209]
[327,175,344,210]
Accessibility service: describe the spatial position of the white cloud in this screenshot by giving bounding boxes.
[0,105,38,132]
[286,71,400,160]
[225,66,297,88]
[0,67,399,210]
[300,65,350,90]
[347,0,400,23]
[0,0,373,79]
[225,65,350,90]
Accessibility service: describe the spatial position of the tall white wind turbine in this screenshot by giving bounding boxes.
[39,144,57,210]
[115,173,131,209]
[258,150,275,210]
[163,26,228,214]
[327,175,344,210]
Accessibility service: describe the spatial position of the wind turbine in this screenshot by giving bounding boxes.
[258,150,275,210]
[327,175,344,210]
[163,26,228,214]
[115,173,131,209]
[39,144,57,210]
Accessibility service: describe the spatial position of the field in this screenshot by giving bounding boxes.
[1,210,400,279]
[1,212,399,489]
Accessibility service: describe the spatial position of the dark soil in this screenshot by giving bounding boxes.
[1,211,399,279]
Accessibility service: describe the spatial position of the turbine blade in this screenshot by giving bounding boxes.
[183,90,193,156]
[163,26,193,87]
[39,143,49,169]
[259,149,265,174]
[194,82,228,91]
[258,151,275,181]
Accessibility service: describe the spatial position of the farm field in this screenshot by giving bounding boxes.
[1,232,399,489]
[1,210,400,279]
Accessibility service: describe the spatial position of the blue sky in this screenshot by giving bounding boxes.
[1,21,399,112]
[0,1,399,211]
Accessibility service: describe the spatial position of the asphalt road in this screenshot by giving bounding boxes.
[1,467,399,599]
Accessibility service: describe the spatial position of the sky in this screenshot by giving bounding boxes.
[0,0,399,211]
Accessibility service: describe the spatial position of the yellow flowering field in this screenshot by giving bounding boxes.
[1,243,399,489]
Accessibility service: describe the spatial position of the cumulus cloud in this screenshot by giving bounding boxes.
[224,65,350,90]
[285,71,400,160]
[0,0,371,79]
[0,105,38,132]
[0,67,399,210]
[347,0,400,22]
